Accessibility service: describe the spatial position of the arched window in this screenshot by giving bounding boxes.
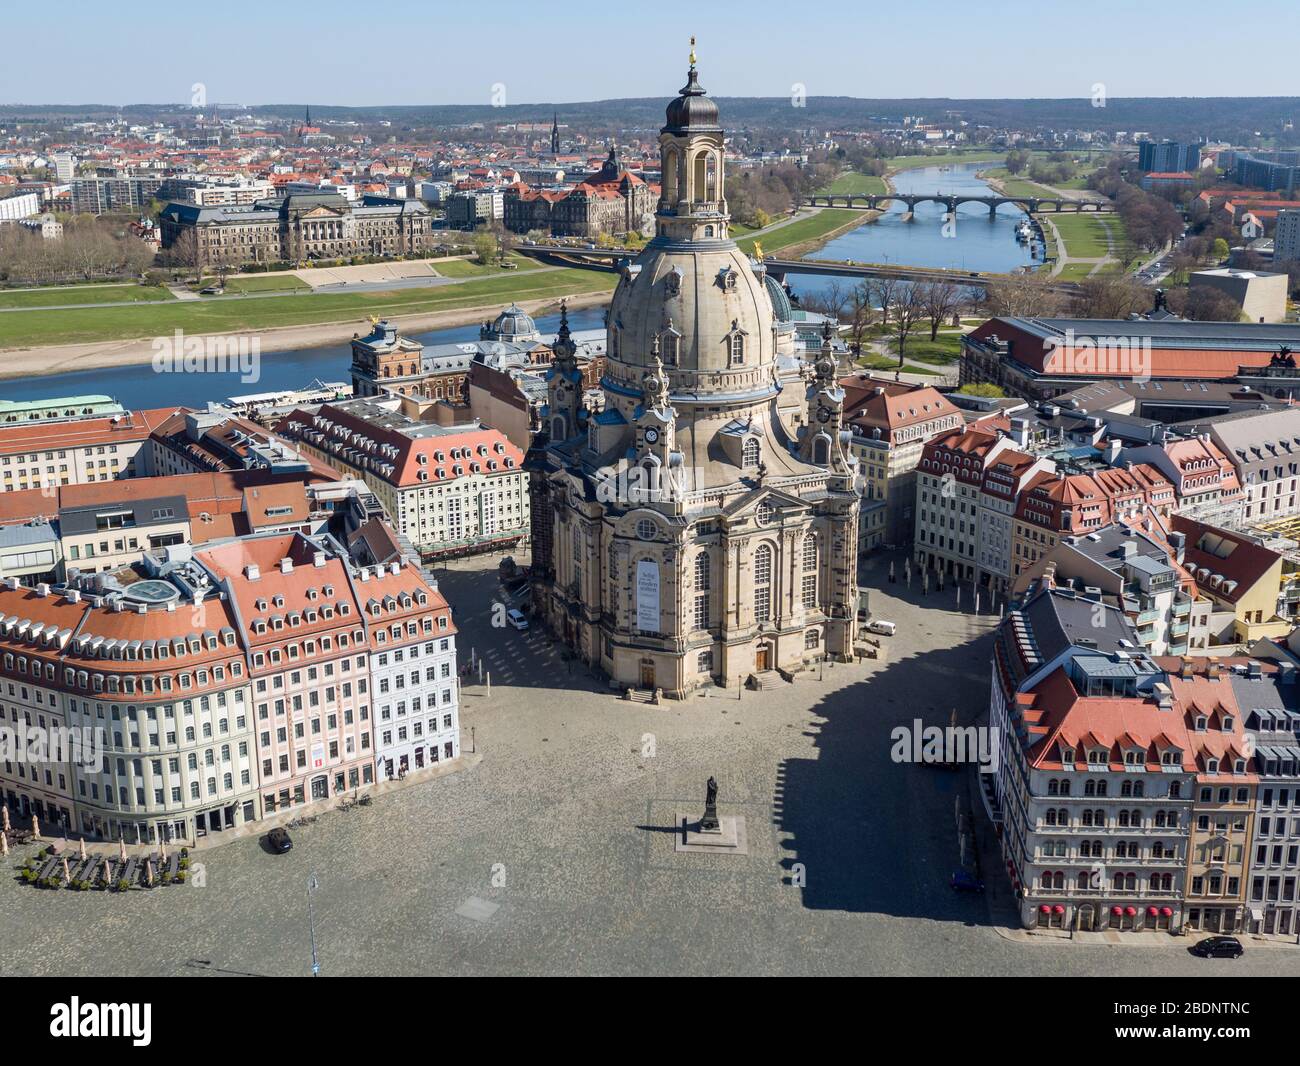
[663,147,679,202]
[754,543,773,623]
[804,533,818,571]
[813,436,830,465]
[694,551,711,591]
[742,437,760,467]
[551,415,567,440]
[730,332,745,365]
[661,331,680,365]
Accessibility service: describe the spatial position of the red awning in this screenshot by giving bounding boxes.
[1053,905,1065,914]
[1040,904,1051,913]
[1125,906,1137,916]
[1147,906,1158,916]
[1111,906,1123,916]
[1161,907,1173,917]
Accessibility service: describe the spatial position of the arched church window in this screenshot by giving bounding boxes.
[754,544,773,623]
[803,533,818,572]
[551,415,567,440]
[694,551,711,591]
[813,435,830,465]
[742,437,760,467]
[704,225,714,238]
[730,333,745,365]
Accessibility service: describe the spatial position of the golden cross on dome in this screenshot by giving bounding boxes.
[689,37,696,68]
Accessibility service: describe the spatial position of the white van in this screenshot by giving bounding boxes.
[506,608,530,631]
[865,619,896,636]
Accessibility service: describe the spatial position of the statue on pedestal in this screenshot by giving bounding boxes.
[700,776,720,832]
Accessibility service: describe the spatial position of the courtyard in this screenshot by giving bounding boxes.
[3,552,1300,977]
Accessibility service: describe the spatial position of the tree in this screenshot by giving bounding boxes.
[846,282,875,355]
[1005,149,1031,176]
[1165,285,1245,322]
[1210,237,1230,262]
[957,382,1006,398]
[982,273,1063,318]
[1069,275,1150,319]
[916,279,964,341]
[871,277,925,365]
[472,227,498,265]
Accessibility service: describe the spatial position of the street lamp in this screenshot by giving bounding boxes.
[306,872,321,977]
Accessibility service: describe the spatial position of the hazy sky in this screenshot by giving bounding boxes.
[4,0,1296,106]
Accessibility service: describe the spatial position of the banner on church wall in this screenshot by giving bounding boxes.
[636,560,660,632]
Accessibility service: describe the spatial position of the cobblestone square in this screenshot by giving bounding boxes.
[4,552,1299,977]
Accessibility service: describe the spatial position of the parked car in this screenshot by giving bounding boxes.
[506,608,529,632]
[1190,935,1243,959]
[865,619,897,636]
[265,827,293,854]
[199,285,224,295]
[950,870,985,893]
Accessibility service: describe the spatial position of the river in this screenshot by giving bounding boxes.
[787,161,1039,304]
[7,164,1030,406]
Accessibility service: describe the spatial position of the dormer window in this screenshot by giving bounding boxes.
[1222,715,1234,731]
[1234,758,1246,774]
[1206,757,1219,774]
[1061,748,1075,764]
[1195,716,1207,731]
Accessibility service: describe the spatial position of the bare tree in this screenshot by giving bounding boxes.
[847,282,875,357]
[872,277,925,366]
[916,279,964,341]
[982,273,1063,318]
[1069,275,1150,319]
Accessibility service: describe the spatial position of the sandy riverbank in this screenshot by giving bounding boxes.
[0,290,612,382]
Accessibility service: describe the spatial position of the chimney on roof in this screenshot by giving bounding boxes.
[390,561,400,576]
[2,577,17,591]
[245,564,260,581]
[1207,661,1221,679]
[313,551,326,568]
[1248,660,1263,679]
[35,583,50,597]
[65,589,80,604]
[280,558,294,574]
[1180,660,1194,680]
[137,604,147,615]
[1169,531,1186,565]
[1042,561,1057,591]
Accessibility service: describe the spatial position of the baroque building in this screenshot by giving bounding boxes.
[527,51,860,697]
[503,146,656,239]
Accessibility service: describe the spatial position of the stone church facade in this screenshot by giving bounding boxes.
[527,55,860,698]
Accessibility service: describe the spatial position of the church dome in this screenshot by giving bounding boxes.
[486,303,538,342]
[605,243,775,397]
[663,67,720,132]
[764,272,793,322]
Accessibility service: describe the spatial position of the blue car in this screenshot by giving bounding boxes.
[950,870,984,893]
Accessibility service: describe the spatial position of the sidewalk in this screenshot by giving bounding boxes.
[993,924,1300,950]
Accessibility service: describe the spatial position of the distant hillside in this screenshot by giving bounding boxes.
[3,96,1297,142]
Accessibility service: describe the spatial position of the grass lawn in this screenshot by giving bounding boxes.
[0,268,616,349]
[822,171,888,196]
[889,330,963,364]
[738,209,863,255]
[1050,214,1111,259]
[0,284,175,309]
[1057,262,1099,281]
[432,254,541,278]
[219,274,310,295]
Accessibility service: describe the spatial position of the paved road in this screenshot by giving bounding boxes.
[4,551,1299,976]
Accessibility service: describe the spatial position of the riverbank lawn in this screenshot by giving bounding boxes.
[737,209,863,255]
[885,150,1005,172]
[218,275,311,295]
[0,268,617,349]
[0,284,175,309]
[820,171,888,196]
[432,254,541,278]
[888,329,964,364]
[1051,214,1111,259]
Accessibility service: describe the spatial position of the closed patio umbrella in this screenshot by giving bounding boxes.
[1,833,8,857]
[79,837,87,861]
[2,805,10,831]
[61,856,71,882]
[145,860,154,887]
[31,813,39,839]
[118,836,127,863]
